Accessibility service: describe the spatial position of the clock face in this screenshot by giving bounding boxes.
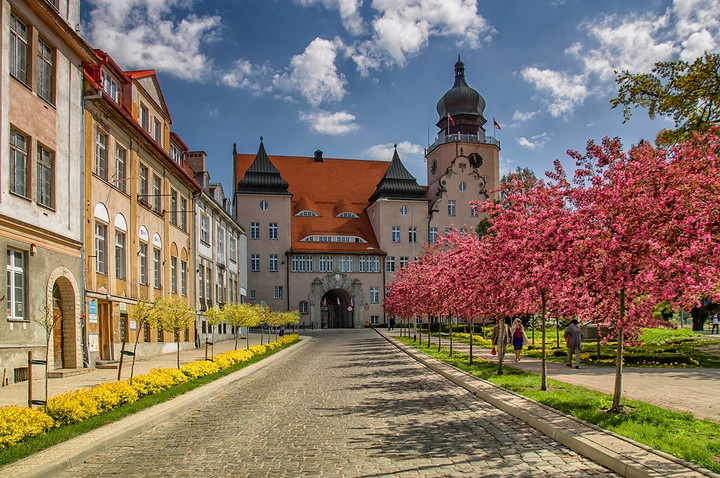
[431,159,437,174]
[468,153,483,168]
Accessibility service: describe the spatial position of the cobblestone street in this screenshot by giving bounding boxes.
[58,330,619,477]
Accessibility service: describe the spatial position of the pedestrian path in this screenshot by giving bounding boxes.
[387,329,720,422]
[0,332,276,408]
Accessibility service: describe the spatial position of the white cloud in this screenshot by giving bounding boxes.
[512,109,537,122]
[221,59,272,95]
[499,156,515,178]
[300,110,359,134]
[83,0,220,81]
[515,132,549,150]
[680,30,717,61]
[520,67,588,117]
[365,141,424,161]
[273,38,348,107]
[349,0,494,74]
[297,0,365,35]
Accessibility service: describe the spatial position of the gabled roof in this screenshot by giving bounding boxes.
[235,146,427,254]
[369,147,427,203]
[125,69,172,123]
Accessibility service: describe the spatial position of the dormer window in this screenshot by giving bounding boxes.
[296,210,320,217]
[101,69,120,103]
[336,212,359,218]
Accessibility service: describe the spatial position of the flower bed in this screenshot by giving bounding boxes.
[0,334,299,448]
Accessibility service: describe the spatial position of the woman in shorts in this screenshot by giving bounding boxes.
[510,318,530,362]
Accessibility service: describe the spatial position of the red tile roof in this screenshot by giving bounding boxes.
[234,153,397,254]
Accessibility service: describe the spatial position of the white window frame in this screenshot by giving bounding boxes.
[95,222,107,274]
[153,248,162,289]
[269,254,278,272]
[251,254,260,272]
[6,249,26,320]
[251,222,260,239]
[115,230,126,280]
[269,222,278,240]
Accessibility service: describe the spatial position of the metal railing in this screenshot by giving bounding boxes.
[426,133,500,155]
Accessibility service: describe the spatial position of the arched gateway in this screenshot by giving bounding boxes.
[309,272,365,328]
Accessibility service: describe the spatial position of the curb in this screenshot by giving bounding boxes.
[379,331,718,478]
[0,337,312,478]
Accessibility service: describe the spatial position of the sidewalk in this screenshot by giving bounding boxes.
[0,331,277,408]
[386,329,720,422]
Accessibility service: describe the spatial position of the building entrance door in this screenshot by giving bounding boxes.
[98,302,113,360]
[321,290,353,328]
[52,285,63,368]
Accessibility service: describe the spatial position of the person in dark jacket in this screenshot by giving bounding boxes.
[564,319,583,369]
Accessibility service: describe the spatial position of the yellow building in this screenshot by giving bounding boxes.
[82,52,200,365]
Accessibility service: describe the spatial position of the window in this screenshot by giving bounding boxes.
[400,257,409,268]
[268,223,278,240]
[459,182,467,192]
[36,145,53,208]
[305,255,314,272]
[115,145,126,193]
[386,256,395,272]
[371,316,379,325]
[339,256,353,273]
[139,243,147,285]
[115,231,125,280]
[400,205,408,216]
[180,198,187,231]
[339,256,346,272]
[10,15,29,84]
[7,249,26,320]
[392,226,400,243]
[448,200,456,217]
[346,256,354,273]
[260,200,269,210]
[153,248,161,288]
[274,286,283,299]
[140,104,149,132]
[430,227,438,244]
[169,190,177,226]
[170,142,182,164]
[297,210,320,217]
[95,222,107,274]
[170,256,177,294]
[152,175,161,212]
[101,69,119,103]
[9,129,28,197]
[471,204,479,217]
[180,260,187,296]
[139,164,148,204]
[319,255,333,272]
[269,254,278,272]
[37,38,54,103]
[217,226,225,263]
[206,266,212,302]
[291,255,299,272]
[373,257,380,273]
[153,118,162,144]
[250,222,259,239]
[408,227,417,243]
[198,265,204,298]
[216,269,224,303]
[359,256,366,273]
[229,237,237,263]
[95,131,108,180]
[299,301,308,314]
[200,215,209,244]
[336,212,358,218]
[251,254,260,271]
[249,290,256,300]
[370,287,379,303]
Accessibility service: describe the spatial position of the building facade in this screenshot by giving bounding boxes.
[82,54,200,365]
[234,58,499,328]
[0,0,95,379]
[185,151,247,345]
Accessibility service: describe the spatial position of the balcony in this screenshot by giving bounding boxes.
[425,133,500,155]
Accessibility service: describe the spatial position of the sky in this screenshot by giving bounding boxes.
[78,0,720,192]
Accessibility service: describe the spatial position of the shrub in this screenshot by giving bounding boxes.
[47,388,101,426]
[0,406,55,448]
[130,368,189,397]
[180,360,220,379]
[249,345,267,356]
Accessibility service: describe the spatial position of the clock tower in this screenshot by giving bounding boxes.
[425,57,500,234]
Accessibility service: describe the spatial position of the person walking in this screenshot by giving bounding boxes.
[564,319,583,369]
[510,318,530,362]
[491,318,511,356]
[711,315,719,334]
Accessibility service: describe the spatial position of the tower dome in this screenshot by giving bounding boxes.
[435,56,486,135]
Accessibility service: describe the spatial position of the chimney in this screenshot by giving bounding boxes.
[185,151,207,173]
[314,149,323,162]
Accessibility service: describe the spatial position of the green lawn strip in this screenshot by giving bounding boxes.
[0,339,300,467]
[397,337,720,473]
[416,328,720,368]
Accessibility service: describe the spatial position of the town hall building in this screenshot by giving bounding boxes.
[233,58,500,328]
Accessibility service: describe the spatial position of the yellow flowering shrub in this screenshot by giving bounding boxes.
[47,388,101,426]
[249,345,267,356]
[0,406,55,448]
[212,355,234,369]
[90,381,139,413]
[130,368,189,397]
[180,360,220,379]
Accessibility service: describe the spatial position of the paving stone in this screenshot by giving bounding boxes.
[58,330,620,477]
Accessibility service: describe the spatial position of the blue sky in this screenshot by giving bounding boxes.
[79,0,719,192]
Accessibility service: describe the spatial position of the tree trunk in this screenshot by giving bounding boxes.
[555,316,560,347]
[44,333,50,413]
[130,322,143,385]
[469,317,474,365]
[437,317,442,352]
[540,293,547,391]
[690,306,708,331]
[234,327,238,350]
[449,316,453,357]
[531,314,535,345]
[610,289,626,413]
[497,316,506,375]
[176,332,180,369]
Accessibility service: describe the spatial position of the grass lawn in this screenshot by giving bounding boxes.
[0,339,299,467]
[413,326,720,368]
[397,336,720,474]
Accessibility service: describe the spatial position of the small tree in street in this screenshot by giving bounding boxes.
[30,306,61,412]
[153,297,196,369]
[128,299,160,383]
[204,306,224,360]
